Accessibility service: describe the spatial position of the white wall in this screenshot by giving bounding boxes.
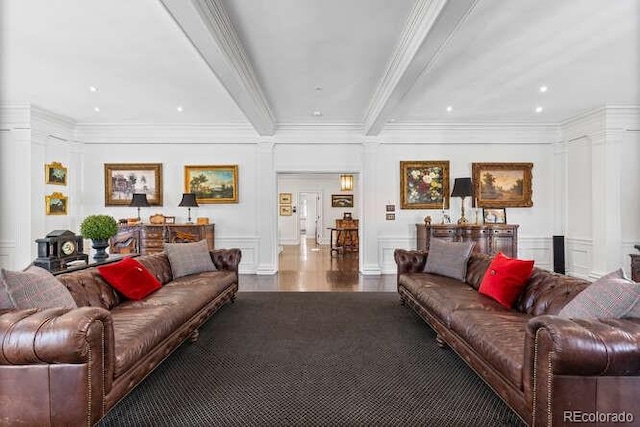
[1,105,638,279]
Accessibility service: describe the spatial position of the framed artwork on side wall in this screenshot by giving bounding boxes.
[104,163,163,206]
[472,162,533,208]
[400,160,450,209]
[45,162,67,185]
[45,192,68,215]
[185,165,239,204]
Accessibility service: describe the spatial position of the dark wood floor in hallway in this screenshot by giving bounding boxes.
[241,237,396,291]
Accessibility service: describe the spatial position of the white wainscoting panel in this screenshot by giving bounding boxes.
[566,238,593,280]
[378,236,414,274]
[519,237,553,271]
[215,236,259,274]
[0,240,16,270]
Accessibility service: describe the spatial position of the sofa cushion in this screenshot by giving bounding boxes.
[449,309,528,390]
[479,253,534,309]
[399,273,505,326]
[165,240,216,279]
[136,252,173,284]
[515,268,590,316]
[424,239,475,281]
[558,269,640,319]
[98,257,162,301]
[57,270,121,309]
[0,266,77,309]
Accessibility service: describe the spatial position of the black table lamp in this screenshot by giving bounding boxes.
[179,193,199,224]
[130,193,150,220]
[451,178,474,224]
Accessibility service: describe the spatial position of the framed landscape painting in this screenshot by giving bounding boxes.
[472,162,533,208]
[185,165,239,204]
[331,194,354,208]
[104,163,163,206]
[400,160,450,209]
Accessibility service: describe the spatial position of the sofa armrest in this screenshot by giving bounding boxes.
[210,248,242,272]
[524,315,640,426]
[0,306,115,425]
[394,249,428,275]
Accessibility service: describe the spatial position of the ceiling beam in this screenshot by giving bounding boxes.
[363,0,479,136]
[160,0,276,136]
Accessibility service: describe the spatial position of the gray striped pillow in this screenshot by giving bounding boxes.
[424,238,475,281]
[165,239,216,279]
[559,269,640,319]
[1,266,77,309]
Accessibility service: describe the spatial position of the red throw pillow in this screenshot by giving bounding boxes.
[478,252,534,308]
[98,257,161,300]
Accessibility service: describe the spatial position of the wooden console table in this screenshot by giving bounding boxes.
[110,224,214,255]
[416,223,519,258]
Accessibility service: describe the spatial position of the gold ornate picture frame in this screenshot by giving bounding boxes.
[45,192,68,215]
[45,162,67,185]
[184,165,239,204]
[400,160,450,209]
[472,162,533,208]
[104,163,163,206]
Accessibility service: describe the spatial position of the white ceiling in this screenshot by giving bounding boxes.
[1,0,638,133]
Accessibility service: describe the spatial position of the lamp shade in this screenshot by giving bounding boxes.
[178,193,199,207]
[340,174,354,191]
[451,178,474,198]
[129,193,150,207]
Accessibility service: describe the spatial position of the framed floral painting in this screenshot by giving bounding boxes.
[45,192,68,215]
[45,162,67,185]
[400,161,450,209]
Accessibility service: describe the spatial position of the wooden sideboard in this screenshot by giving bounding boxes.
[110,224,214,255]
[416,223,519,258]
[631,253,639,282]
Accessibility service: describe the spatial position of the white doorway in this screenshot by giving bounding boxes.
[299,191,322,245]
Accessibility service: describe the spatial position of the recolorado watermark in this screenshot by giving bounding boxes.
[564,411,634,423]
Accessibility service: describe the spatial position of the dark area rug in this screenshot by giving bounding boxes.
[99,292,525,426]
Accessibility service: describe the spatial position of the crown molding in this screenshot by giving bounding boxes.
[74,123,259,144]
[160,0,276,136]
[363,0,479,136]
[561,105,640,141]
[275,123,365,144]
[380,121,561,144]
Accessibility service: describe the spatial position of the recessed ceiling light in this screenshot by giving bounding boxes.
[177,106,183,112]
[539,85,548,93]
[89,86,98,92]
[389,118,396,123]
[312,111,322,117]
[94,107,100,112]
[535,106,543,113]
[315,87,323,91]
[446,106,453,112]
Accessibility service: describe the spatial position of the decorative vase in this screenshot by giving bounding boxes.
[91,238,110,262]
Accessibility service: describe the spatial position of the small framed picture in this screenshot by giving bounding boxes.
[279,193,292,204]
[331,194,354,208]
[386,204,395,212]
[280,205,292,216]
[386,213,396,221]
[45,192,68,215]
[343,212,352,220]
[483,208,507,224]
[45,162,67,186]
[164,216,176,224]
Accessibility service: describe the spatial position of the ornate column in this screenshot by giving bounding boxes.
[256,139,277,274]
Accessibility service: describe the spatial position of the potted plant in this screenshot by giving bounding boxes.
[80,214,118,261]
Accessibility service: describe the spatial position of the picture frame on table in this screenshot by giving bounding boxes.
[400,160,450,209]
[45,162,67,186]
[472,162,533,208]
[104,163,163,206]
[483,208,507,224]
[184,165,239,204]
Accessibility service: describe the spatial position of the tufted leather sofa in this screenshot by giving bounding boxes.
[0,248,241,426]
[395,249,640,426]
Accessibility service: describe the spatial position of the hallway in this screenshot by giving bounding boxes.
[240,238,396,292]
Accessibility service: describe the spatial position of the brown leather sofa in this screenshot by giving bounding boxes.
[395,249,640,426]
[0,249,241,426]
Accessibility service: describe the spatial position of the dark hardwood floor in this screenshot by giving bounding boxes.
[241,237,396,291]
